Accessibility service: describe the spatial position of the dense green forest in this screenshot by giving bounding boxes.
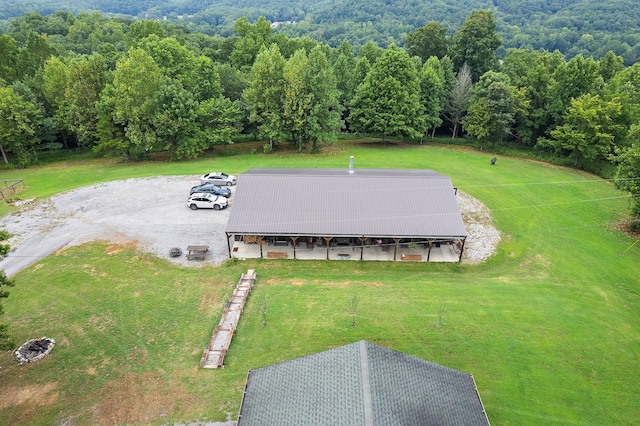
[0,9,639,224]
[1,0,640,64]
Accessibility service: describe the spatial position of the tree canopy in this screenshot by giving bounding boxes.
[1,9,640,222]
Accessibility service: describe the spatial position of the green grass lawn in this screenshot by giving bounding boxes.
[1,140,639,425]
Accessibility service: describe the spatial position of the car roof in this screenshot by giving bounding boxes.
[193,183,222,189]
[190,192,215,199]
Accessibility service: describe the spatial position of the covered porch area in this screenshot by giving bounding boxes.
[227,235,464,262]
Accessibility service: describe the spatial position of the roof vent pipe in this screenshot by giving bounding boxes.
[349,156,355,174]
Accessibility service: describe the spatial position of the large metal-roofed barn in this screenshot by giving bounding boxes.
[237,340,490,425]
[225,167,467,262]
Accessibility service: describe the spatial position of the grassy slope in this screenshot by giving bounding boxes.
[1,140,639,425]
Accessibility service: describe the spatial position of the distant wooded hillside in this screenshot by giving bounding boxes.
[2,0,639,63]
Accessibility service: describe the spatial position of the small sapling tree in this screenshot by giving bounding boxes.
[348,295,359,327]
[260,295,268,326]
[437,300,447,327]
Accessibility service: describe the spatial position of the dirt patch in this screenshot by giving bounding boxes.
[0,382,59,410]
[199,291,222,311]
[92,372,192,425]
[105,240,139,255]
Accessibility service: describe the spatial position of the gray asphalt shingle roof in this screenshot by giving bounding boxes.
[225,168,467,238]
[238,340,490,426]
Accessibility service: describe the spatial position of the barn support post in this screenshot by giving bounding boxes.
[427,239,433,262]
[226,233,232,258]
[359,237,366,260]
[324,237,332,260]
[259,236,264,258]
[393,238,401,261]
[291,236,299,259]
[458,238,466,262]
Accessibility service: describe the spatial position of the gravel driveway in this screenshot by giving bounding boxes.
[0,176,233,276]
[0,176,499,277]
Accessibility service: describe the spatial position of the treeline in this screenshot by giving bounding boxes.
[1,0,640,64]
[0,10,639,221]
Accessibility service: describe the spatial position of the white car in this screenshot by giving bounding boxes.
[200,172,237,186]
[187,192,228,210]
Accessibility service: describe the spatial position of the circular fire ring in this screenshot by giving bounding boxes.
[13,337,56,365]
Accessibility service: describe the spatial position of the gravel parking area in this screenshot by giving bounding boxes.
[0,176,233,276]
[0,176,499,276]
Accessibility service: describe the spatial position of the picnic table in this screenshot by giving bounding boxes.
[186,245,209,260]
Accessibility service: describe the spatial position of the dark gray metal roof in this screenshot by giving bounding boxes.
[237,340,490,426]
[225,168,467,238]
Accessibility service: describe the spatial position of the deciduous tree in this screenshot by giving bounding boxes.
[549,54,603,122]
[445,63,473,139]
[152,81,199,160]
[420,62,444,140]
[0,86,41,165]
[464,71,516,143]
[197,97,240,154]
[357,41,382,65]
[98,48,166,158]
[544,94,624,166]
[64,53,109,146]
[125,19,165,48]
[333,52,356,113]
[243,44,286,150]
[350,44,425,142]
[283,48,311,150]
[231,16,272,69]
[406,21,448,62]
[0,35,19,84]
[304,45,343,152]
[613,126,640,220]
[450,10,501,81]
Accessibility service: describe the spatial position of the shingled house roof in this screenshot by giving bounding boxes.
[237,340,489,426]
[225,168,467,239]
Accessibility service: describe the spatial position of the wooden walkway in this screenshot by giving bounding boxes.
[199,269,256,369]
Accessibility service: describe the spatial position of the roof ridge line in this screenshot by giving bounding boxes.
[359,340,374,426]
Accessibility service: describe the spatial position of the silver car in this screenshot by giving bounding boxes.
[200,171,237,186]
[187,192,228,210]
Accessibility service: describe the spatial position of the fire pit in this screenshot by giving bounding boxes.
[14,337,56,365]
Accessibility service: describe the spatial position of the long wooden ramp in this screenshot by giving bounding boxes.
[200,269,256,369]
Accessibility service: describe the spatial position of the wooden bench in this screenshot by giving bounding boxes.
[187,252,207,260]
[401,254,422,261]
[267,251,287,259]
[187,245,209,252]
[186,245,209,261]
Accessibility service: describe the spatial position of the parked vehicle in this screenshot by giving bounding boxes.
[190,183,231,198]
[187,193,228,210]
[200,171,237,186]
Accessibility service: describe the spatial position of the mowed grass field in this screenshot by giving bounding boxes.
[1,140,639,425]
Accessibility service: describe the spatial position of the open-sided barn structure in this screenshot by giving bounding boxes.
[225,167,467,262]
[237,340,490,425]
